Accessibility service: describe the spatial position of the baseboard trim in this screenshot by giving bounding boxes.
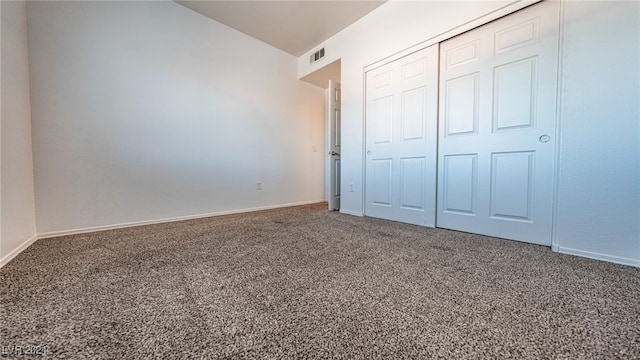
[0,234,38,268]
[38,200,326,239]
[7,205,637,269]
[554,245,640,268]
[339,209,364,217]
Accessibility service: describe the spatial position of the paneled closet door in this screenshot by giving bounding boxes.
[437,1,560,245]
[365,44,439,227]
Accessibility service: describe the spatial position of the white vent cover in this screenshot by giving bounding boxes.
[310,48,325,63]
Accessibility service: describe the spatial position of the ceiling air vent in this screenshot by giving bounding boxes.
[310,48,325,63]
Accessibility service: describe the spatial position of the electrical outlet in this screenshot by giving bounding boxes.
[256,181,262,190]
[349,183,354,192]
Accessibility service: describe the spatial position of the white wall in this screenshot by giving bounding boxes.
[554,0,640,266]
[299,0,640,266]
[0,0,38,264]
[27,1,326,235]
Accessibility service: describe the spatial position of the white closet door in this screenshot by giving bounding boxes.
[437,1,560,245]
[365,44,439,226]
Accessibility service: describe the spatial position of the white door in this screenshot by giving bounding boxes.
[328,80,341,211]
[437,1,560,245]
[365,45,439,226]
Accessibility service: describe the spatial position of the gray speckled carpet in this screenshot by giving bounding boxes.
[1,203,639,359]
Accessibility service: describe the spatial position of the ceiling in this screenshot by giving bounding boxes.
[176,1,386,57]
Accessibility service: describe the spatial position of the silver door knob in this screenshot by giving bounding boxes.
[329,151,340,156]
[367,150,372,155]
[539,134,551,143]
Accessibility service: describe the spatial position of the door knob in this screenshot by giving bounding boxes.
[329,151,340,156]
[539,134,551,143]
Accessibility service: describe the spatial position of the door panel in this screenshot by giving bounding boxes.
[365,44,439,226]
[445,73,479,136]
[494,18,540,54]
[490,151,534,221]
[372,159,393,206]
[493,58,537,131]
[437,1,560,245]
[446,40,480,69]
[442,154,477,215]
[401,88,426,140]
[400,157,425,210]
[373,96,393,144]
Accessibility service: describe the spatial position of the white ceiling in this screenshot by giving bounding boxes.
[176,1,386,57]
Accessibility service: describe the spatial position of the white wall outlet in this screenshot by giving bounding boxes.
[256,181,262,190]
[349,183,354,192]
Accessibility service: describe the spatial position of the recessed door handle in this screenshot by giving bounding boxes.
[539,134,551,143]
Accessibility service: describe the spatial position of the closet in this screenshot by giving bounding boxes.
[364,1,560,245]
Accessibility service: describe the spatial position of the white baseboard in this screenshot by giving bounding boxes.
[554,245,640,268]
[5,204,637,270]
[339,209,364,217]
[37,200,326,239]
[0,234,38,268]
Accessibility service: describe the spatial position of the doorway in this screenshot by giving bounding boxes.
[328,80,341,211]
[300,59,342,212]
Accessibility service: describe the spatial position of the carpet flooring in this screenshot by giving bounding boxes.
[1,203,639,359]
